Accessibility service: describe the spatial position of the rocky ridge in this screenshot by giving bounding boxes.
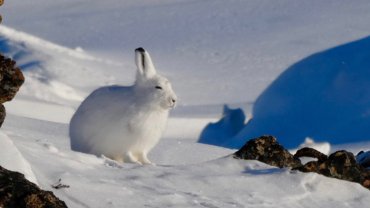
[235,135,370,190]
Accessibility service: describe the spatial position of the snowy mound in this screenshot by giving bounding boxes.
[0,25,124,108]
[235,36,370,148]
[0,25,129,123]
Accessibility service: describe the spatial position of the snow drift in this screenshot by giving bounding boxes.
[234,36,370,148]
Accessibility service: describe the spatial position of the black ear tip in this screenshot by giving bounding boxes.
[135,47,145,53]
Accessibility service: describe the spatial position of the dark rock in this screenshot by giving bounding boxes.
[321,151,362,181]
[297,161,319,172]
[0,166,68,208]
[294,147,328,162]
[0,54,25,126]
[0,54,25,103]
[294,149,370,190]
[0,104,5,127]
[356,151,370,169]
[234,135,302,168]
[234,136,370,190]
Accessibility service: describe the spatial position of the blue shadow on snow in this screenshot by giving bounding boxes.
[234,36,370,148]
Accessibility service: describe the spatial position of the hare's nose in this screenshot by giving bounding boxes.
[169,97,177,108]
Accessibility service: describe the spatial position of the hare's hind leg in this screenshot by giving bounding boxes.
[123,151,142,164]
[111,156,124,163]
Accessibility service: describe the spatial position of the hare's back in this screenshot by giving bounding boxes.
[79,85,132,109]
[71,85,134,131]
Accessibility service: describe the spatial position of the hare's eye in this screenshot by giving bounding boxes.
[155,86,163,90]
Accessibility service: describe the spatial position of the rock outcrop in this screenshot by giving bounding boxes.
[234,136,370,190]
[0,54,25,127]
[293,148,370,189]
[0,55,24,103]
[0,166,68,208]
[234,135,302,168]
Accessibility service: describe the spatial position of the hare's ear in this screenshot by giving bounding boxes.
[135,48,157,79]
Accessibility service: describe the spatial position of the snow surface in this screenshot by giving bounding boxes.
[0,131,38,184]
[1,0,370,207]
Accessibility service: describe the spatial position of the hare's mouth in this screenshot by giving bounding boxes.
[164,102,176,110]
[169,103,176,109]
[160,97,176,109]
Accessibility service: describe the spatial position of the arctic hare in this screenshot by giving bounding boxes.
[69,48,177,164]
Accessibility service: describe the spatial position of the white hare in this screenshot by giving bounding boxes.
[69,48,177,164]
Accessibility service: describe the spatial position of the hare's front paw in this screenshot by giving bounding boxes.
[137,153,154,165]
[123,152,143,165]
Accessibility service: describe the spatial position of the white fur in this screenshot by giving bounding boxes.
[69,48,177,164]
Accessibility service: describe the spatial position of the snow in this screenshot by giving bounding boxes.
[235,36,370,148]
[1,0,370,207]
[0,130,38,184]
[5,0,370,107]
[3,113,370,207]
[197,35,370,149]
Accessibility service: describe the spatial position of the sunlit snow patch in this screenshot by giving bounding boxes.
[0,131,38,184]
